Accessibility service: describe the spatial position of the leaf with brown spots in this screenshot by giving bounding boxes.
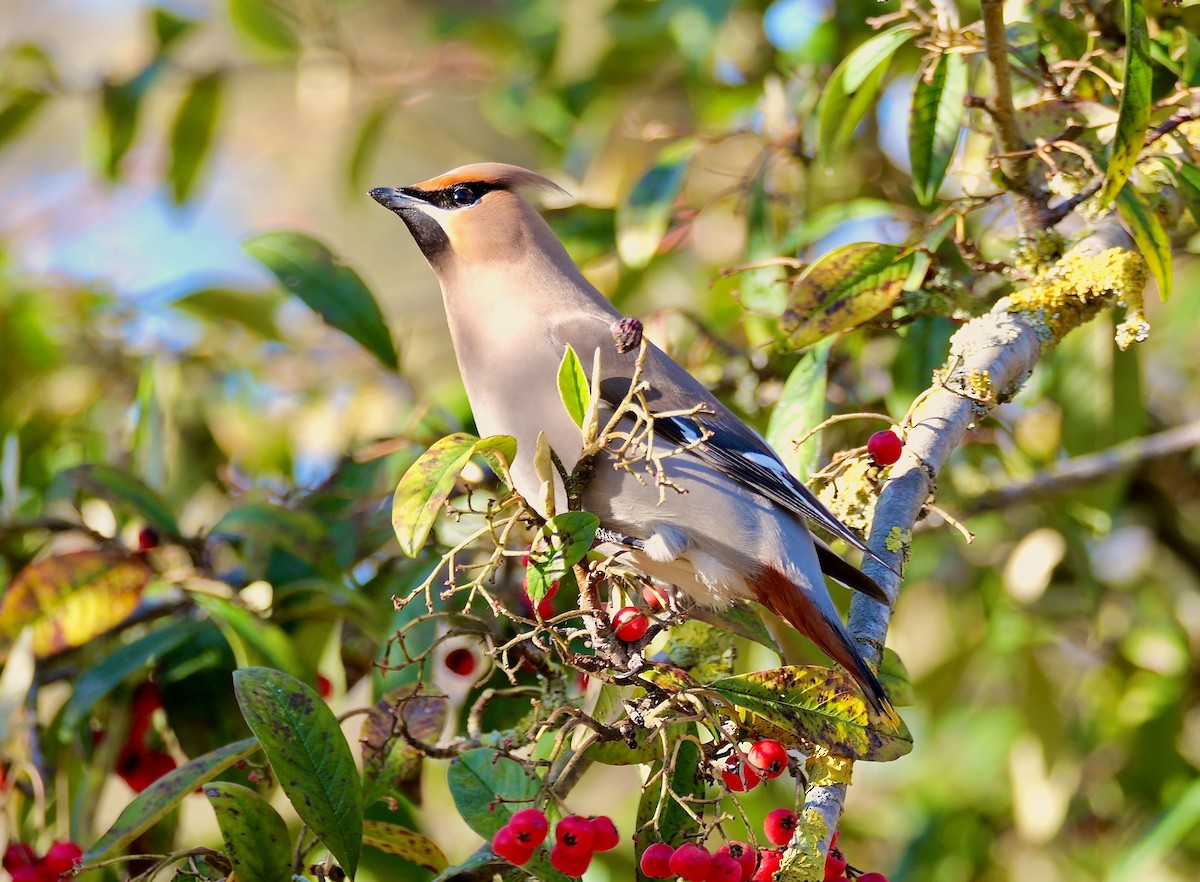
[362,820,448,873]
[234,667,363,877]
[0,550,152,658]
[360,686,448,807]
[779,243,918,350]
[709,665,912,762]
[205,781,292,882]
[83,737,260,864]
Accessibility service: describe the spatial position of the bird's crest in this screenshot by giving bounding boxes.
[410,163,569,201]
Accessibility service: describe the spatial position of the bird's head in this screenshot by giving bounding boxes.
[370,163,569,274]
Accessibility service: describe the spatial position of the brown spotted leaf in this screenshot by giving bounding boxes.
[780,243,917,350]
[709,665,912,762]
[204,781,292,882]
[362,820,448,873]
[233,667,362,877]
[360,686,449,806]
[0,550,152,658]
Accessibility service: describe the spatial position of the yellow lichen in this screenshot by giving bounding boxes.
[1006,247,1150,348]
[814,458,876,535]
[963,368,994,402]
[806,753,855,787]
[885,526,911,556]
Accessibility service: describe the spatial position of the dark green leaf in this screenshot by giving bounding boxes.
[909,51,968,204]
[0,91,47,153]
[99,61,161,179]
[227,0,299,56]
[1173,162,1200,227]
[192,594,306,679]
[817,26,915,166]
[1097,0,1152,207]
[83,738,259,863]
[58,623,198,739]
[233,667,363,877]
[616,139,693,268]
[527,511,599,603]
[1115,184,1172,301]
[0,44,56,153]
[243,231,398,370]
[205,782,292,882]
[709,666,912,761]
[689,602,782,655]
[62,463,181,539]
[556,344,590,429]
[168,70,223,204]
[878,648,915,707]
[172,287,283,339]
[391,433,480,557]
[766,338,832,482]
[362,820,448,873]
[152,7,197,51]
[211,502,336,577]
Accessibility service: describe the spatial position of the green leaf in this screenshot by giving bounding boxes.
[635,733,703,880]
[583,722,687,765]
[1097,0,1152,207]
[1107,777,1200,882]
[244,231,398,370]
[204,782,292,882]
[709,665,913,761]
[616,140,693,268]
[99,61,162,179]
[1172,162,1200,227]
[172,287,283,339]
[211,502,336,577]
[58,623,198,739]
[168,70,223,204]
[227,0,299,56]
[0,44,57,154]
[361,686,449,806]
[233,667,363,877]
[347,99,394,194]
[909,50,968,204]
[1115,184,1172,301]
[391,432,480,557]
[152,7,197,51]
[362,820,448,873]
[766,338,832,482]
[84,738,260,863]
[878,648,915,707]
[689,601,782,655]
[779,243,917,349]
[557,345,590,429]
[527,511,599,603]
[192,594,306,679]
[817,26,915,166]
[62,463,181,539]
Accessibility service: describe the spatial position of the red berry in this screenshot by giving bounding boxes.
[612,606,649,641]
[137,526,160,550]
[4,843,36,872]
[118,749,177,793]
[720,755,760,792]
[10,867,42,882]
[508,807,549,847]
[640,843,675,878]
[752,849,782,882]
[316,675,333,698]
[588,815,619,851]
[823,847,847,880]
[717,842,757,879]
[492,825,535,866]
[747,739,789,779]
[642,584,669,610]
[550,843,592,877]
[670,843,712,881]
[706,851,743,882]
[763,808,797,846]
[444,647,478,677]
[555,815,595,853]
[856,874,889,882]
[42,842,84,875]
[867,430,903,466]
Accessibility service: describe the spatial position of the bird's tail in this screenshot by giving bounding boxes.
[751,565,897,722]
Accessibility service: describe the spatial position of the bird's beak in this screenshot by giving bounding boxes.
[369,186,428,213]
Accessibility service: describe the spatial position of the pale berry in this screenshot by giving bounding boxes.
[752,849,783,881]
[717,841,757,880]
[642,584,669,610]
[612,606,649,641]
[670,843,712,881]
[640,842,675,878]
[550,843,592,877]
[823,847,847,879]
[706,851,743,882]
[720,754,760,792]
[763,808,797,846]
[555,814,595,853]
[492,825,535,865]
[867,430,903,466]
[508,807,549,847]
[747,739,788,779]
[589,815,619,851]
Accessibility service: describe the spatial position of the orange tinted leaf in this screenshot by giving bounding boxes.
[0,551,151,657]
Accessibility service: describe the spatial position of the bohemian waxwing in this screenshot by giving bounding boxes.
[370,163,895,716]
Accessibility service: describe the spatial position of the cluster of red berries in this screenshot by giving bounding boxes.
[719,737,790,792]
[491,808,618,877]
[115,682,177,793]
[4,841,83,882]
[639,840,775,881]
[866,430,903,466]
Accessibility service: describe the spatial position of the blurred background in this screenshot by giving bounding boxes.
[2,1,1199,881]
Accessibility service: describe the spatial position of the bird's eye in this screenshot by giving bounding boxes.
[450,185,477,206]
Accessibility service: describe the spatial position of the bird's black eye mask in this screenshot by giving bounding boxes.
[401,181,500,210]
